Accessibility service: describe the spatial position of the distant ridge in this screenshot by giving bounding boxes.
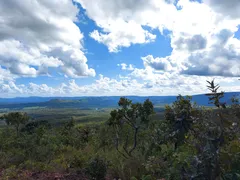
[0,92,239,109]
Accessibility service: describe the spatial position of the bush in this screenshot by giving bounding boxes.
[86,157,107,180]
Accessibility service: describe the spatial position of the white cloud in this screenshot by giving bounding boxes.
[173,35,207,52]
[0,0,95,78]
[77,0,240,77]
[203,0,240,19]
[0,76,142,97]
[181,29,240,77]
[142,55,174,72]
[27,83,56,95]
[0,73,239,97]
[77,0,174,52]
[0,66,16,82]
[0,40,62,77]
[130,67,158,81]
[0,0,240,97]
[130,66,240,95]
[89,22,156,52]
[118,63,135,71]
[168,1,240,77]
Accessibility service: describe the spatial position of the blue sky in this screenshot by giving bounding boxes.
[0,0,239,97]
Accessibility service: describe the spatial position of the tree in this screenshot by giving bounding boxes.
[0,112,30,136]
[21,120,51,134]
[164,95,196,149]
[182,80,240,179]
[206,79,225,108]
[108,97,154,158]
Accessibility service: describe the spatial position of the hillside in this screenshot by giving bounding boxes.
[0,92,239,109]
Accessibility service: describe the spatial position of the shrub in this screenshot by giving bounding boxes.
[86,157,107,180]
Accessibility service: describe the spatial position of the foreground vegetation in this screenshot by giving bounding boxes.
[0,80,239,180]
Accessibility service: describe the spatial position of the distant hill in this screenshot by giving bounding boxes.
[0,92,239,109]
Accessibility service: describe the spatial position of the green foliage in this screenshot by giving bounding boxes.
[206,79,225,108]
[0,112,29,135]
[164,95,196,149]
[131,174,155,180]
[21,120,51,134]
[108,97,154,157]
[0,80,239,180]
[86,157,107,180]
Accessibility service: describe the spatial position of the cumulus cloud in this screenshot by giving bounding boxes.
[142,55,174,71]
[2,73,239,97]
[0,40,62,77]
[77,0,240,77]
[89,22,156,52]
[0,76,143,97]
[130,67,158,81]
[0,66,16,82]
[1,0,240,97]
[0,0,95,78]
[140,1,240,77]
[77,0,175,52]
[173,35,207,52]
[182,29,240,77]
[203,0,240,19]
[169,1,240,77]
[129,64,240,94]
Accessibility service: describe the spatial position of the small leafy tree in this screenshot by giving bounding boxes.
[108,97,154,158]
[86,157,108,180]
[21,120,51,134]
[206,79,225,108]
[0,112,30,136]
[61,119,75,136]
[164,95,196,149]
[183,80,240,179]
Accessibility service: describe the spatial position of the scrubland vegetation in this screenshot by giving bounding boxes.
[0,80,239,180]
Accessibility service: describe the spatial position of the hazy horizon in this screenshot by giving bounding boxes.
[0,91,239,101]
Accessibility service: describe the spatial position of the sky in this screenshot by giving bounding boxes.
[0,0,239,97]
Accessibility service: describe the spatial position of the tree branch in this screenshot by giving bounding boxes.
[114,125,128,159]
[123,114,135,128]
[123,130,130,156]
[129,126,138,156]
